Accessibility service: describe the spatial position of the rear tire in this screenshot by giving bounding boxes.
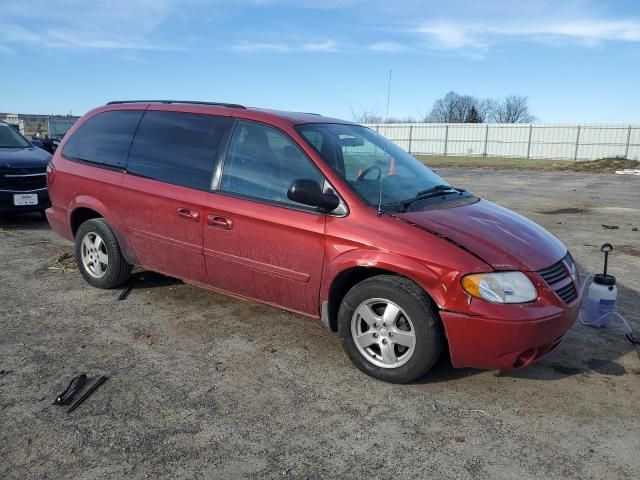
[74,218,132,289]
[338,275,443,383]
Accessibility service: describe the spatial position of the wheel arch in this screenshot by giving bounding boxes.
[321,251,448,333]
[70,207,103,237]
[69,197,139,265]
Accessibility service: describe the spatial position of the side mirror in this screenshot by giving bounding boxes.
[288,179,340,212]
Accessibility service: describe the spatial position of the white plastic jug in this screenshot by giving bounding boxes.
[581,243,617,328]
[582,275,617,327]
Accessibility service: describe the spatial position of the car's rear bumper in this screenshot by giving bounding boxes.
[441,300,580,370]
[0,189,50,213]
[45,205,73,241]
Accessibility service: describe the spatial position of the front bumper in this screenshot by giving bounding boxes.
[441,297,581,370]
[0,189,50,214]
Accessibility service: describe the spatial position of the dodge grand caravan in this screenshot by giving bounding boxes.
[46,100,581,383]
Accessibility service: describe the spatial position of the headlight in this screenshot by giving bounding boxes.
[462,272,537,304]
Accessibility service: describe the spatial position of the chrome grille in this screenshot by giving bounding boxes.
[0,168,47,191]
[538,255,578,304]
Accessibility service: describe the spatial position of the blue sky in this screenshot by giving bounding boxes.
[1,0,639,122]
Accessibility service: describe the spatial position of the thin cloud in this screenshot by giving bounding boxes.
[418,19,640,51]
[369,42,406,52]
[303,40,337,52]
[231,39,338,53]
[231,42,291,52]
[0,0,175,51]
[3,0,639,57]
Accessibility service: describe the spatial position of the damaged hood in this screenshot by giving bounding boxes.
[395,199,566,271]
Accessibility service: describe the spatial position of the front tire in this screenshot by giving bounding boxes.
[74,218,132,289]
[338,275,443,383]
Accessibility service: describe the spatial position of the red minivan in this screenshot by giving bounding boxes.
[46,100,581,383]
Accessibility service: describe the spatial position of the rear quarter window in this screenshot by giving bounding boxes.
[62,110,143,169]
[127,111,232,191]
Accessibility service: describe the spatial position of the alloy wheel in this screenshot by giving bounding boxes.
[80,231,108,278]
[350,298,416,369]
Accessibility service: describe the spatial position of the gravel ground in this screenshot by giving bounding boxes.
[1,168,639,479]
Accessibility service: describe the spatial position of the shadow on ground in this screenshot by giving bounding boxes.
[0,212,50,231]
[128,270,184,289]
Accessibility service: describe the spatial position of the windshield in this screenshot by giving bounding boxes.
[296,123,446,208]
[0,122,31,148]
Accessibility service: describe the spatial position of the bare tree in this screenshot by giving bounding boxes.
[426,92,536,123]
[350,106,419,124]
[354,93,535,125]
[385,115,419,123]
[425,91,488,123]
[477,98,498,123]
[350,105,384,124]
[489,95,536,123]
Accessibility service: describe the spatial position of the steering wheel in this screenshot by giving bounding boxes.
[356,162,383,183]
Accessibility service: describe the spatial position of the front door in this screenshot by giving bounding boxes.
[202,120,328,315]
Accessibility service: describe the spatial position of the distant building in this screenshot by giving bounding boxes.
[48,116,79,138]
[0,112,80,139]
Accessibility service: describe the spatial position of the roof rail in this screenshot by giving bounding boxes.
[106,100,247,109]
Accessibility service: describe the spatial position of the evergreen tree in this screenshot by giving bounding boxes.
[465,105,481,123]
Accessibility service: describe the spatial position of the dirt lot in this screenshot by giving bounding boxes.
[1,168,639,479]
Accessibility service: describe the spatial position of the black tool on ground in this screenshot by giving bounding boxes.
[118,281,134,301]
[53,373,87,405]
[67,375,109,413]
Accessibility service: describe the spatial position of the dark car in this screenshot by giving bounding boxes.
[31,136,61,155]
[0,121,52,215]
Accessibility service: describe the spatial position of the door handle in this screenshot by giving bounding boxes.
[207,215,233,230]
[176,207,200,223]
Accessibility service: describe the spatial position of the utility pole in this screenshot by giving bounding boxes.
[386,69,392,120]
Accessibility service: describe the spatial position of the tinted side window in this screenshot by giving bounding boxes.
[127,111,232,191]
[220,121,323,206]
[62,110,143,168]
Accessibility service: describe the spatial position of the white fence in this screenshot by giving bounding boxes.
[365,123,640,161]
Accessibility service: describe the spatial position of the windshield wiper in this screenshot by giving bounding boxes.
[414,184,464,197]
[397,184,466,212]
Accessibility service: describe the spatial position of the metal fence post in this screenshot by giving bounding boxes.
[574,125,581,161]
[443,124,449,156]
[526,124,533,159]
[408,124,413,154]
[625,125,632,158]
[483,124,489,157]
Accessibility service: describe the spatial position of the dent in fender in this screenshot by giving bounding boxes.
[320,249,449,310]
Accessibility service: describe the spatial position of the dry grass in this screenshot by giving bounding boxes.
[416,155,640,173]
[46,250,76,271]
